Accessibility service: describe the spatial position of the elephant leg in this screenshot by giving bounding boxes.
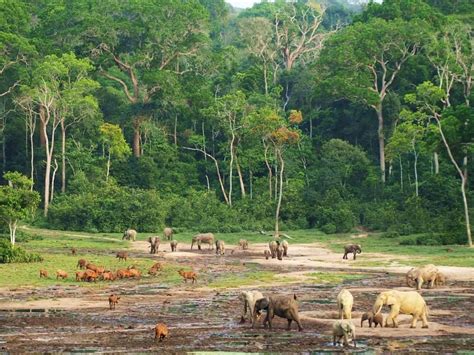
[287,319,292,330]
[387,305,400,328]
[343,253,347,259]
[339,308,343,320]
[353,252,356,260]
[416,277,423,290]
[410,314,419,328]
[345,307,351,320]
[368,319,372,328]
[343,334,349,347]
[421,310,429,328]
[333,335,337,346]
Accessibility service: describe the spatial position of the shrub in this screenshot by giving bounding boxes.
[0,240,43,263]
[321,223,337,234]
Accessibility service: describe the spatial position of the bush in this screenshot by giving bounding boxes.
[381,230,400,238]
[0,240,43,263]
[321,223,337,234]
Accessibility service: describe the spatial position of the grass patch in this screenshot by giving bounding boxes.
[207,271,279,288]
[304,272,368,284]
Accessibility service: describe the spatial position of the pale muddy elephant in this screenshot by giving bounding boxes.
[148,236,160,254]
[122,229,137,241]
[269,240,279,259]
[215,240,225,255]
[281,240,289,257]
[332,320,356,347]
[373,290,429,328]
[239,290,264,327]
[337,289,353,320]
[191,233,215,250]
[163,227,173,240]
[406,264,438,290]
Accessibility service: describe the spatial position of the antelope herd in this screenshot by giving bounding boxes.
[36,228,448,347]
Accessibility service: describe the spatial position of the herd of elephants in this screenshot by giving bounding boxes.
[43,228,447,346]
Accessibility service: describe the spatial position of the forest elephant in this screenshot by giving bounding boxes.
[373,290,429,328]
[191,233,215,250]
[170,240,178,252]
[406,264,439,290]
[269,240,279,259]
[435,271,446,286]
[215,240,225,255]
[332,320,356,347]
[264,250,271,260]
[122,229,137,241]
[337,289,353,320]
[163,227,173,240]
[281,240,289,257]
[239,239,249,250]
[361,311,383,328]
[254,294,303,332]
[343,244,361,260]
[148,236,160,254]
[276,243,283,260]
[239,290,264,326]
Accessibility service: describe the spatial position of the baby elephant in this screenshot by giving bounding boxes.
[155,323,169,342]
[264,250,271,260]
[361,311,383,328]
[255,294,303,332]
[333,320,356,347]
[239,239,249,250]
[337,289,353,320]
[215,240,225,255]
[108,294,120,310]
[170,240,178,252]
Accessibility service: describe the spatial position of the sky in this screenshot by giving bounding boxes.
[227,0,260,9]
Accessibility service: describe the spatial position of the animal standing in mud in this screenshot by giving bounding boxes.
[332,320,356,347]
[116,251,128,261]
[239,239,249,250]
[361,311,383,328]
[148,236,160,254]
[170,240,178,252]
[239,290,264,326]
[342,244,361,260]
[264,250,271,260]
[281,240,288,256]
[406,264,439,290]
[269,240,279,259]
[108,294,120,310]
[337,289,353,320]
[39,269,48,278]
[178,269,197,283]
[122,229,137,241]
[435,271,446,286]
[155,323,169,341]
[254,294,303,331]
[373,290,429,328]
[163,227,173,240]
[216,240,225,255]
[191,233,215,250]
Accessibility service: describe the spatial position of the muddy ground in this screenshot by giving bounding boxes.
[1,243,473,353]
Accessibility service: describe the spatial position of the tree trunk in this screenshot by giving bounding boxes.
[228,130,235,207]
[39,105,46,147]
[9,220,17,245]
[399,156,403,192]
[414,151,419,197]
[29,118,35,191]
[434,152,439,174]
[249,170,253,200]
[61,120,66,193]
[133,122,141,158]
[174,114,178,146]
[50,158,58,203]
[376,106,386,183]
[263,141,272,198]
[461,176,472,247]
[263,60,269,96]
[106,151,111,182]
[236,158,246,198]
[274,148,284,237]
[43,128,52,217]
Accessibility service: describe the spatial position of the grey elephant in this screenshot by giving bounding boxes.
[170,240,178,252]
[191,233,215,250]
[164,227,173,240]
[361,311,383,328]
[342,244,361,260]
[122,229,137,241]
[254,294,303,331]
[332,320,356,347]
[269,240,279,259]
[215,240,225,255]
[148,236,160,254]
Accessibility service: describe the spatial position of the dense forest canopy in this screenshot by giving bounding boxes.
[0,0,472,246]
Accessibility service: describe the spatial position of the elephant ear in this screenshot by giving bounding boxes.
[386,295,398,306]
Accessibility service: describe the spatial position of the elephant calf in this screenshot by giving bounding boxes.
[343,244,361,260]
[148,236,160,254]
[122,229,137,241]
[255,294,303,332]
[281,240,288,257]
[361,311,383,328]
[216,240,225,255]
[163,227,173,240]
[170,240,178,252]
[239,239,249,250]
[332,320,356,347]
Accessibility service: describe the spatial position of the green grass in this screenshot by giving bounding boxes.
[304,272,368,284]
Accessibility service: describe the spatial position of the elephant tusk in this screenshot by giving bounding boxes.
[374,305,383,315]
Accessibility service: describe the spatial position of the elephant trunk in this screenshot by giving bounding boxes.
[373,299,383,315]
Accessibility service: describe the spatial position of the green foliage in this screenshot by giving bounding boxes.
[0,239,43,263]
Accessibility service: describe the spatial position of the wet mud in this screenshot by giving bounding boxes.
[1,250,473,353]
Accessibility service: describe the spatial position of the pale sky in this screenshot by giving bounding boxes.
[227,0,260,9]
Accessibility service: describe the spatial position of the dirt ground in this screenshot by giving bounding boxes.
[1,242,473,353]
